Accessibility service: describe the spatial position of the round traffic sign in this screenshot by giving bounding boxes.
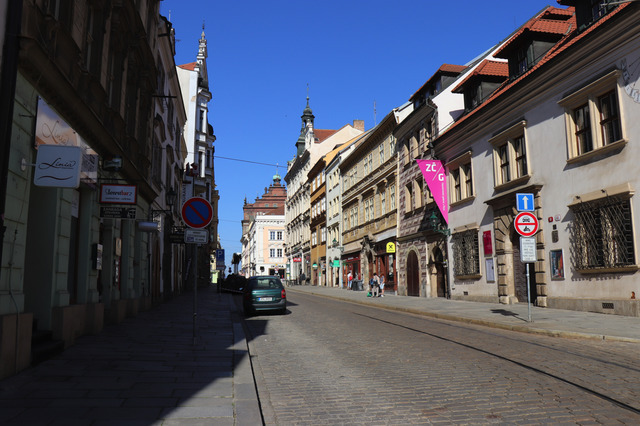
[514,211,539,237]
[181,197,213,229]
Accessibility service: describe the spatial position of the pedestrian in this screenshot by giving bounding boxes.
[371,273,380,297]
[347,271,353,290]
[379,274,385,297]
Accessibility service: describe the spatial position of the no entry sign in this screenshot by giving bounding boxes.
[514,211,539,237]
[181,197,213,229]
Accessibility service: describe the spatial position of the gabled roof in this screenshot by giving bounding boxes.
[409,64,467,102]
[178,62,197,71]
[451,60,509,93]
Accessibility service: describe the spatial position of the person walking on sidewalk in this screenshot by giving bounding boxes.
[371,273,380,297]
[347,271,353,290]
[379,274,385,297]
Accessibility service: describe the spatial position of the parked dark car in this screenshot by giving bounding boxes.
[243,276,287,316]
[220,274,247,293]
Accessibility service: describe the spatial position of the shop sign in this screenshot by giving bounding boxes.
[100,184,137,204]
[332,260,340,267]
[34,145,82,188]
[386,242,396,253]
[100,206,136,219]
[293,257,302,262]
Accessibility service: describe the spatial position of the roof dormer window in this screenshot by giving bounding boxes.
[558,0,616,32]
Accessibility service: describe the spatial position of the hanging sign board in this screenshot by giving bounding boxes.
[417,159,449,224]
[100,184,137,204]
[34,145,82,188]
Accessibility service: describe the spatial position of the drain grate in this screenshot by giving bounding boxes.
[602,302,615,310]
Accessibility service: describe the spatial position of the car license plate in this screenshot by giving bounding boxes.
[258,297,273,302]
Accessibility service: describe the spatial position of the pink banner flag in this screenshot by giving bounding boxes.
[416,159,449,225]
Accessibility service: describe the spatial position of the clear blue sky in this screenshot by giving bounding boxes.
[159,1,562,266]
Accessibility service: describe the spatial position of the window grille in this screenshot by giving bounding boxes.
[570,197,635,270]
[451,230,480,276]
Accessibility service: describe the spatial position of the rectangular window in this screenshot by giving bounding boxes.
[447,152,474,203]
[379,144,385,164]
[463,163,473,198]
[574,104,592,155]
[451,229,480,277]
[514,136,528,178]
[270,249,276,258]
[364,199,370,222]
[452,169,462,202]
[390,184,396,210]
[599,91,621,145]
[559,70,625,161]
[380,191,386,216]
[405,184,413,214]
[277,231,283,240]
[489,121,529,188]
[270,231,276,240]
[570,195,635,271]
[277,249,283,257]
[499,144,510,183]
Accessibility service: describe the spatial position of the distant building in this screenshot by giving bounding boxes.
[176,28,220,286]
[241,174,287,276]
[284,96,364,283]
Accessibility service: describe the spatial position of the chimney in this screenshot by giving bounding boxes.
[353,120,365,132]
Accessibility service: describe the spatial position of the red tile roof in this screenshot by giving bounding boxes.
[451,60,509,93]
[314,129,338,143]
[178,62,197,71]
[494,7,575,58]
[441,3,630,137]
[410,64,467,102]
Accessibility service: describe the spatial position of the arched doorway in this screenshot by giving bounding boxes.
[407,250,420,297]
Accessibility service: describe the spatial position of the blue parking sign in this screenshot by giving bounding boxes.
[516,193,535,212]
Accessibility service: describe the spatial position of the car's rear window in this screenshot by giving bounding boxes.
[249,277,283,290]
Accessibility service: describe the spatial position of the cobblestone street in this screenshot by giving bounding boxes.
[244,291,640,425]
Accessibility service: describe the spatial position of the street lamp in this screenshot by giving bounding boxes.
[428,211,451,237]
[150,187,177,218]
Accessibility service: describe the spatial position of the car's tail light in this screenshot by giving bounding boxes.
[281,289,286,299]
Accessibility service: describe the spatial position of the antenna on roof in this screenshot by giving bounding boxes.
[374,100,377,126]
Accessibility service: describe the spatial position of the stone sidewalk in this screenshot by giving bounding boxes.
[0,287,260,425]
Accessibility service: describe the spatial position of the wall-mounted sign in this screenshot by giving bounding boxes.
[483,231,493,256]
[292,257,302,262]
[386,242,396,253]
[34,145,82,188]
[100,184,137,204]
